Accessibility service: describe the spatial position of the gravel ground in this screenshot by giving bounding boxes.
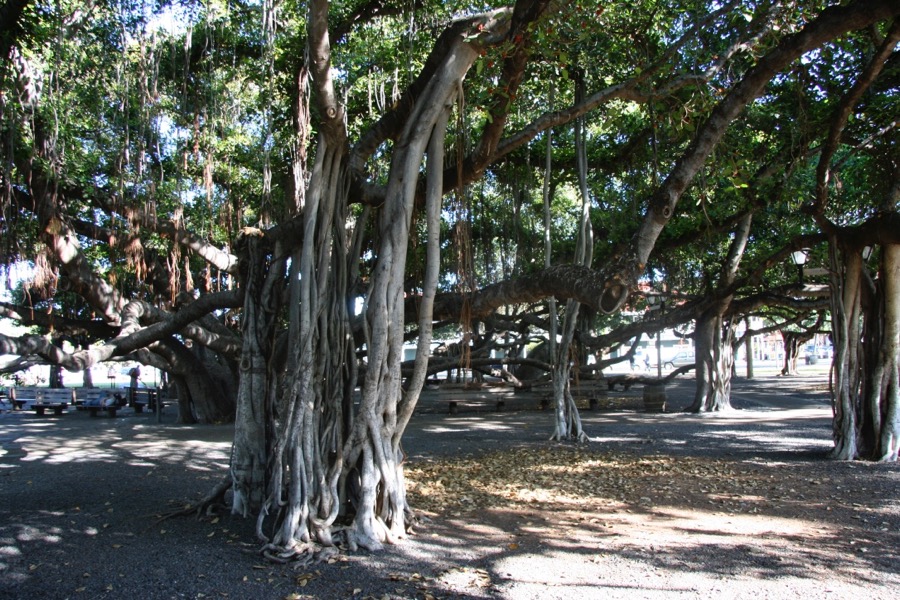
[1,373,898,599]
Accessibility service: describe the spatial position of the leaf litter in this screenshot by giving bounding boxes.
[403,443,899,593]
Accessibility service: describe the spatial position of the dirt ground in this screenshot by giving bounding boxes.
[1,373,898,599]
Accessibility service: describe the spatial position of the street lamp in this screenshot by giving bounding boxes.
[790,248,809,285]
[647,294,666,378]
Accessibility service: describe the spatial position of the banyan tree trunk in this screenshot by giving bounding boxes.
[342,67,459,550]
[780,329,818,376]
[243,37,468,555]
[689,308,735,412]
[869,244,900,461]
[230,232,285,516]
[830,241,900,461]
[550,81,589,443]
[689,215,749,413]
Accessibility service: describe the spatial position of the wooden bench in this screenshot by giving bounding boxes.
[127,387,157,413]
[528,379,610,410]
[604,365,694,391]
[73,387,158,417]
[420,384,541,414]
[420,379,608,414]
[75,388,126,417]
[7,387,74,415]
[604,374,642,391]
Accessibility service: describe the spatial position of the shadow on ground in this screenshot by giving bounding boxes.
[0,373,897,599]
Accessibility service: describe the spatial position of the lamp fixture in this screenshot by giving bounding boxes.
[790,249,809,266]
[862,246,873,260]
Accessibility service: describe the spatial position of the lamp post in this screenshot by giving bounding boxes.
[790,248,809,285]
[647,295,666,379]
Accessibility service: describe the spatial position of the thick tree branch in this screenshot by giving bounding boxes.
[0,290,243,372]
[610,0,900,313]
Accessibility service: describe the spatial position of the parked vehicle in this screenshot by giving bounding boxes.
[663,351,695,369]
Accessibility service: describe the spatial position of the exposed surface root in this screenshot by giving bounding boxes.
[260,542,340,566]
[156,475,232,522]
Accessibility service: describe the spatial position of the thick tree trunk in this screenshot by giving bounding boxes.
[689,309,735,412]
[828,240,900,461]
[873,244,900,461]
[230,232,284,516]
[781,332,805,375]
[236,4,512,557]
[260,138,351,554]
[153,340,233,424]
[830,245,863,459]
[550,306,587,442]
[49,364,64,388]
[345,60,462,550]
[689,214,750,412]
[82,366,94,388]
[170,376,197,424]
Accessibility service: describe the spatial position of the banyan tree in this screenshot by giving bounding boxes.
[1,0,899,558]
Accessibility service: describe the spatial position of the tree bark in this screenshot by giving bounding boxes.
[551,79,589,442]
[873,244,900,461]
[830,243,864,460]
[230,231,284,516]
[689,214,752,412]
[346,40,472,549]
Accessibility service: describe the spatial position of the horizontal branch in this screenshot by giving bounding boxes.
[0,290,243,372]
[418,264,623,321]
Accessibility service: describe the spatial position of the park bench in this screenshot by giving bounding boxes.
[604,364,695,392]
[529,379,611,410]
[420,378,609,414]
[420,383,540,414]
[604,374,643,391]
[74,387,159,417]
[75,388,127,417]
[127,387,158,413]
[6,387,75,415]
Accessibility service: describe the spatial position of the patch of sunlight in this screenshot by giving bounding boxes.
[628,506,821,539]
[115,438,230,460]
[15,525,62,544]
[14,432,124,464]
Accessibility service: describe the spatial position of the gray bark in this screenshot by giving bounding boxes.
[551,84,589,442]
[230,232,285,516]
[347,38,474,549]
[689,214,752,412]
[874,244,900,461]
[830,244,863,460]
